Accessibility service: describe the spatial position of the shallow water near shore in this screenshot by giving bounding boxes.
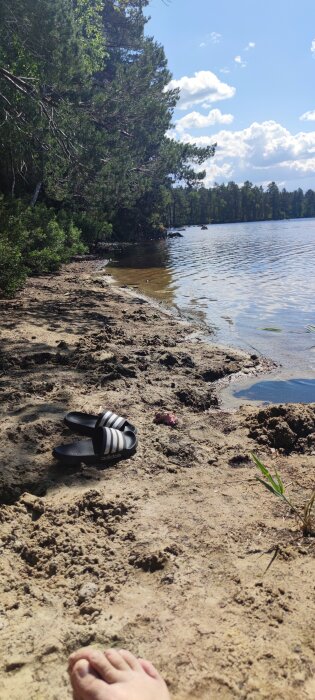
[107,218,315,403]
[236,377,315,403]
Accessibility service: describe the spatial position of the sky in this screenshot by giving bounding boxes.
[145,0,315,191]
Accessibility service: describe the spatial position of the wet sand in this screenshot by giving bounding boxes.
[0,259,314,699]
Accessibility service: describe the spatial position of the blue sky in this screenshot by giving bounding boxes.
[145,0,315,190]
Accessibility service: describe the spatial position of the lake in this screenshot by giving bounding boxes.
[106,219,315,404]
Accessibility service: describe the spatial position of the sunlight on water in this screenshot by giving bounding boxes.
[107,220,315,395]
[234,378,315,404]
[106,266,176,305]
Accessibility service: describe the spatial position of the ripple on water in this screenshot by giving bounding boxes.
[107,219,315,389]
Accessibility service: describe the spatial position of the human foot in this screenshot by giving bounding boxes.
[68,647,170,700]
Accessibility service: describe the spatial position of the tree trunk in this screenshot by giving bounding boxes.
[30,181,42,206]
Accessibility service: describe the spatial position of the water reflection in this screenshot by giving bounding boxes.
[107,241,176,304]
[111,240,171,269]
[106,220,315,378]
[234,378,315,404]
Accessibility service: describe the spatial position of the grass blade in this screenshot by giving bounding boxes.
[255,475,284,497]
[251,453,283,495]
[273,467,284,495]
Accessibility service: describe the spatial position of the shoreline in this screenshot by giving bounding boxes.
[102,220,315,385]
[102,265,280,410]
[0,259,314,699]
[101,261,276,368]
[105,263,315,407]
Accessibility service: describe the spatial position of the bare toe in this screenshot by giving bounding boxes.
[104,648,130,672]
[68,647,170,700]
[70,659,108,700]
[69,647,97,672]
[70,648,126,684]
[139,658,162,680]
[118,649,142,671]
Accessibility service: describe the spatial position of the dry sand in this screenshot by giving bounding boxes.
[0,259,314,700]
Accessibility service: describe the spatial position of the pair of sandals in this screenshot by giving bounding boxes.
[53,410,137,466]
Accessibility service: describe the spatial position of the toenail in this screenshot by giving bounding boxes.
[76,660,89,678]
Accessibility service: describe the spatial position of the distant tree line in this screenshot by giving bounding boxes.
[166,181,315,227]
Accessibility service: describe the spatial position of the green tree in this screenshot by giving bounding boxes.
[0,0,216,262]
[266,181,281,219]
[303,189,315,218]
[291,187,304,218]
[0,0,105,201]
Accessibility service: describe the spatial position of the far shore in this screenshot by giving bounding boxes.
[0,258,314,700]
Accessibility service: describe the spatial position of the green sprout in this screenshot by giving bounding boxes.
[251,453,315,537]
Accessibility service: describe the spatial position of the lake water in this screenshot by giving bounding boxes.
[107,219,315,404]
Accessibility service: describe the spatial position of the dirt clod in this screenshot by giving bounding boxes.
[246,404,315,453]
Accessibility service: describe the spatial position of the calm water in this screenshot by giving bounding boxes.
[107,219,315,403]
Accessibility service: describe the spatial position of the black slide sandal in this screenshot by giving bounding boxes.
[64,410,136,437]
[53,426,137,466]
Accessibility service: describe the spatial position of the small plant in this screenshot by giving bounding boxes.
[0,199,87,296]
[251,453,315,537]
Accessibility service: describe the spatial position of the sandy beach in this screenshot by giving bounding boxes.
[0,259,314,700]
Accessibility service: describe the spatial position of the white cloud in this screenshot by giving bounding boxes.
[210,32,221,44]
[282,157,315,173]
[311,39,315,55]
[204,162,234,186]
[199,32,222,48]
[166,71,236,110]
[170,119,315,186]
[300,110,315,121]
[234,55,247,67]
[174,109,234,134]
[245,41,256,51]
[219,67,230,74]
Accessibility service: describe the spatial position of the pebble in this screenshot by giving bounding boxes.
[20,493,38,507]
[78,582,98,604]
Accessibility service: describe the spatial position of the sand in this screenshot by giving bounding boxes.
[0,259,314,700]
